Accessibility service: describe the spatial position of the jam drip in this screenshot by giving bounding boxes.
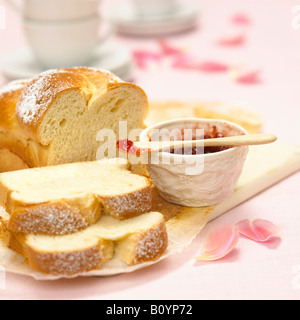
[117,139,151,155]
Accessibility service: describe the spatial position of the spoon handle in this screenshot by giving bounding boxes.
[136,133,277,153]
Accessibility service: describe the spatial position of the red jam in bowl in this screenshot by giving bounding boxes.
[152,125,232,155]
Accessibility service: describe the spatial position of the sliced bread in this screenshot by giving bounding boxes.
[0,159,152,235]
[1,210,167,276]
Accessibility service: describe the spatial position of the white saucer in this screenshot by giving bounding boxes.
[0,43,135,82]
[109,1,199,36]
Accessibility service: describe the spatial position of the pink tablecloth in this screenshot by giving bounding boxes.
[0,0,300,300]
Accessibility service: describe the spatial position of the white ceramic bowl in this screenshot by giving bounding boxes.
[140,118,249,207]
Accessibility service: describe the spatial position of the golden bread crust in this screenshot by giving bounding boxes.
[8,203,93,235]
[0,80,27,133]
[115,218,168,265]
[25,244,108,276]
[16,69,94,141]
[99,182,153,220]
[0,80,36,169]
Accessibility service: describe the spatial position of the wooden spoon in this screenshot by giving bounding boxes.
[117,133,277,154]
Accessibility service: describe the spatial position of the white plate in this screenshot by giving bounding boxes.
[0,42,135,82]
[109,0,199,36]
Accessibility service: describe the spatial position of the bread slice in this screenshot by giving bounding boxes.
[0,159,152,235]
[1,211,168,276]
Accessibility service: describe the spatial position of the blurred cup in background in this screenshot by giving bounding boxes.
[5,0,101,21]
[5,0,115,69]
[23,15,113,69]
[131,0,178,16]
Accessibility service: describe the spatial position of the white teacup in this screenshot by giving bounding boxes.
[5,0,101,21]
[132,0,178,16]
[23,15,113,69]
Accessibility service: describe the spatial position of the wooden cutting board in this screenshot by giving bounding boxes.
[207,142,300,221]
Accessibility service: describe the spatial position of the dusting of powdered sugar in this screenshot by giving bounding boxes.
[14,67,126,130]
[103,186,152,219]
[16,69,81,127]
[10,205,88,235]
[16,70,61,126]
[36,246,103,275]
[134,222,168,264]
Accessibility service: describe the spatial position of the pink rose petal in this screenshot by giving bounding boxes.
[236,219,281,242]
[172,56,230,73]
[217,33,246,47]
[195,224,239,261]
[231,13,252,26]
[235,70,262,84]
[132,50,161,69]
[172,55,200,70]
[158,39,184,56]
[198,61,230,72]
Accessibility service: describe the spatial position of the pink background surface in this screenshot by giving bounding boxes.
[0,0,300,300]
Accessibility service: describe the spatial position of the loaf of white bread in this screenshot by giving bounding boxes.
[0,159,169,276]
[0,67,148,173]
